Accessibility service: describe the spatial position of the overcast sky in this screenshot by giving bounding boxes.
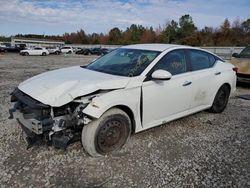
[0,0,249,36]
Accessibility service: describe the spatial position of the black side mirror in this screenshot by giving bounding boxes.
[232,53,239,58]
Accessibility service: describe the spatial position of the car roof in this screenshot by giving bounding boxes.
[120,43,188,52]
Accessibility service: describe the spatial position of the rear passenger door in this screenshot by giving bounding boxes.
[187,49,220,109]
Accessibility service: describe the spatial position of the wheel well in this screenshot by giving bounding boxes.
[114,105,135,134]
[222,83,231,94]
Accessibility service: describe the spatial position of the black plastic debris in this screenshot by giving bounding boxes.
[237,94,250,100]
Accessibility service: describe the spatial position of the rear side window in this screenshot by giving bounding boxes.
[188,50,216,71]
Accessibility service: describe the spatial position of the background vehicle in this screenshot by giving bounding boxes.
[4,44,27,53]
[0,44,7,53]
[78,47,110,55]
[20,47,49,56]
[0,48,5,53]
[73,47,82,53]
[10,44,236,157]
[100,48,110,54]
[46,47,61,55]
[231,45,250,83]
[75,48,86,55]
[60,46,73,54]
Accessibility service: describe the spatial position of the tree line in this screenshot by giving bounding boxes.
[1,15,250,46]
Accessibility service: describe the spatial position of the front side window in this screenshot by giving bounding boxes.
[86,48,160,77]
[153,50,187,75]
[188,50,215,71]
[239,46,250,58]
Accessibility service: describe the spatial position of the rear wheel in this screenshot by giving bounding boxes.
[42,52,46,56]
[208,85,230,113]
[55,51,60,55]
[82,108,131,157]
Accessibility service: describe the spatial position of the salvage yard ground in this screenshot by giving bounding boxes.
[0,53,249,187]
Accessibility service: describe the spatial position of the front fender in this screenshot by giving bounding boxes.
[82,87,143,132]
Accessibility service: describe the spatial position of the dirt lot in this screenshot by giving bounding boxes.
[0,53,249,187]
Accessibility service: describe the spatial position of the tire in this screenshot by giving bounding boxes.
[208,84,230,113]
[24,52,29,56]
[83,52,88,55]
[67,51,72,54]
[42,52,46,56]
[82,108,131,157]
[55,51,60,55]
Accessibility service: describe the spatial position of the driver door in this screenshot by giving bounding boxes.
[142,49,193,129]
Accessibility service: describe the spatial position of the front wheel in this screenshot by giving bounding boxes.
[208,85,230,113]
[82,108,131,157]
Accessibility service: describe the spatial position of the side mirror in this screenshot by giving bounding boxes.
[151,69,172,80]
[232,53,239,58]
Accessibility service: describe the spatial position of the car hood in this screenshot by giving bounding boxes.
[18,66,131,107]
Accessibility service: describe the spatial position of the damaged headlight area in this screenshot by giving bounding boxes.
[9,88,93,149]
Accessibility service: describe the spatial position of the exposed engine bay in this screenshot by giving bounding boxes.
[9,88,96,149]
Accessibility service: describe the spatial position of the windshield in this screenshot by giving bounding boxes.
[239,46,250,58]
[86,48,160,77]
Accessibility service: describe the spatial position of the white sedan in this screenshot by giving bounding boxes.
[20,47,49,56]
[10,44,236,157]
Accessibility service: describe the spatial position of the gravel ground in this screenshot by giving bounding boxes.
[0,53,249,187]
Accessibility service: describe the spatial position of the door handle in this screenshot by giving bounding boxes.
[182,81,192,86]
[215,72,221,75]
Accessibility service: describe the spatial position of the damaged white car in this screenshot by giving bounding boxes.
[10,44,237,157]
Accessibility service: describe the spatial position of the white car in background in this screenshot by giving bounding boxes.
[60,46,73,54]
[20,47,49,56]
[10,44,236,157]
[46,47,61,55]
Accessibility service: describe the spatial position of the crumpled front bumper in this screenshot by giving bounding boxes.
[11,109,44,135]
[9,88,54,135]
[9,88,91,149]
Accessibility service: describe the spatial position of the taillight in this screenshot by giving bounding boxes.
[233,67,238,73]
